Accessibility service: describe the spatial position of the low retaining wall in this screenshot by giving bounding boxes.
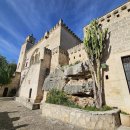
[42,103,121,130]
[15,97,40,110]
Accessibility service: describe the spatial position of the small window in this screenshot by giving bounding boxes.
[107,19,110,22]
[74,56,75,59]
[116,14,120,17]
[79,54,81,57]
[29,88,32,99]
[105,75,109,80]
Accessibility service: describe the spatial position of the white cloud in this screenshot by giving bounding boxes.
[0,22,24,43]
[0,37,20,56]
[7,0,44,31]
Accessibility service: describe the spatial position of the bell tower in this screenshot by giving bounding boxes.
[16,34,35,72]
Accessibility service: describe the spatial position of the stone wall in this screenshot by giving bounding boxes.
[0,87,4,97]
[18,47,51,103]
[102,2,130,114]
[36,49,51,102]
[42,103,121,130]
[51,47,69,71]
[0,72,21,97]
[68,43,88,65]
[84,1,130,114]
[60,24,81,50]
[19,63,41,103]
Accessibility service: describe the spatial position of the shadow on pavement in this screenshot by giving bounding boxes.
[0,111,28,130]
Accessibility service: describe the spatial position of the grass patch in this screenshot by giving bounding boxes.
[83,105,112,111]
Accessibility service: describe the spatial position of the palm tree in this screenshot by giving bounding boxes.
[84,20,108,108]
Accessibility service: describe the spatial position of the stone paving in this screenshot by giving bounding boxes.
[0,98,130,130]
[0,98,83,130]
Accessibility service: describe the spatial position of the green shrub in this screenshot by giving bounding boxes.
[46,89,67,105]
[46,89,112,111]
[46,89,79,108]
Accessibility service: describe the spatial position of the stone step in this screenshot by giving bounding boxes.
[117,126,130,130]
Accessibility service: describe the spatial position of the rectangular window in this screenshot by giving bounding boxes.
[121,56,130,93]
[25,62,28,67]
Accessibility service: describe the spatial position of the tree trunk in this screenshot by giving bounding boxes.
[96,59,103,108]
[89,59,103,108]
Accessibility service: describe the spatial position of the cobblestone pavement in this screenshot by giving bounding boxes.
[0,98,130,130]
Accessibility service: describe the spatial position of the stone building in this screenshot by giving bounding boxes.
[15,19,82,109]
[16,1,130,113]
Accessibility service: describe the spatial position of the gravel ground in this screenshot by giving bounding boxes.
[0,98,130,130]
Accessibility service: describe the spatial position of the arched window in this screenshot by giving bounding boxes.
[30,48,40,65]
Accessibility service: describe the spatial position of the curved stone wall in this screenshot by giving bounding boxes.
[42,103,121,130]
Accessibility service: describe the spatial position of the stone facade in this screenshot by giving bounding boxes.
[16,1,130,114]
[68,44,88,65]
[0,72,21,97]
[16,20,81,108]
[84,1,130,114]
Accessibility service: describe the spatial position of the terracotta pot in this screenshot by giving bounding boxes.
[120,113,130,127]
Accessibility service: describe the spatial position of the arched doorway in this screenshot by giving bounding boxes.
[3,87,8,97]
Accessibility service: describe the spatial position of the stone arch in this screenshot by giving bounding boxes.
[30,48,40,65]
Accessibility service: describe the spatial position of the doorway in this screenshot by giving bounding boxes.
[122,56,130,92]
[3,87,8,97]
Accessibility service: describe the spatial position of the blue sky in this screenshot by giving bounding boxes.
[0,0,128,63]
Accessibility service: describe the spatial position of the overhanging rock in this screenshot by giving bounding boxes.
[64,61,90,77]
[64,81,93,95]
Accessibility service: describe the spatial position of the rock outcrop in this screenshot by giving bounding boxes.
[64,61,90,77]
[64,81,93,95]
[43,68,65,91]
[43,61,94,107]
